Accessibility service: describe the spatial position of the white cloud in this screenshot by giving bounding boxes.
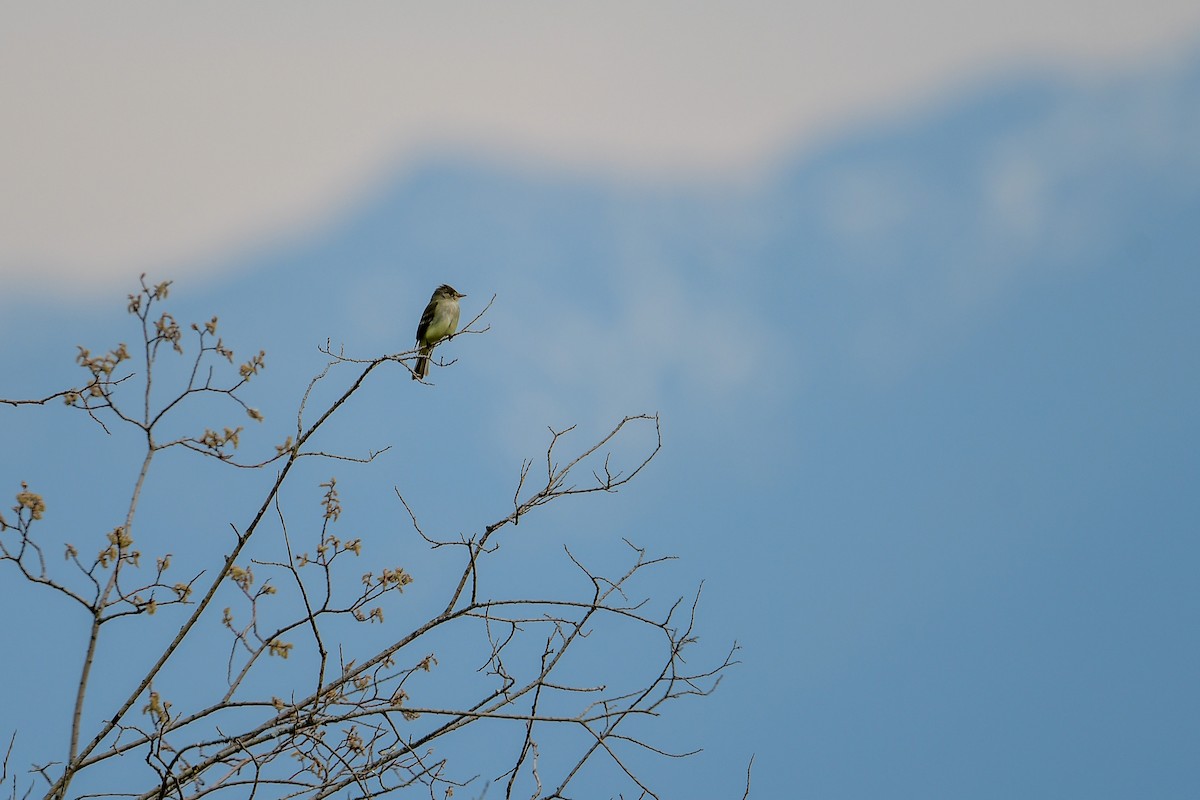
[2,1,1199,286]
[481,245,774,459]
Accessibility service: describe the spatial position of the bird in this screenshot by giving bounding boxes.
[412,284,466,380]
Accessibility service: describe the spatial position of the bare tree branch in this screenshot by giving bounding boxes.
[0,277,740,800]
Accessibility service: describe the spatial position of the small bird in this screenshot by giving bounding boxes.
[412,284,466,380]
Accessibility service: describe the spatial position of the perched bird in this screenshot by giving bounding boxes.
[412,284,466,380]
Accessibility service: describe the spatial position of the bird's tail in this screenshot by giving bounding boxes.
[412,348,430,380]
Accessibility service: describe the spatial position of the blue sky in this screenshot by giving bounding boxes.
[2,6,1199,799]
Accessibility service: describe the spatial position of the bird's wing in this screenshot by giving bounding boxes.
[415,297,438,344]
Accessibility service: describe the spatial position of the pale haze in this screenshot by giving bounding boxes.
[2,1,1199,284]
